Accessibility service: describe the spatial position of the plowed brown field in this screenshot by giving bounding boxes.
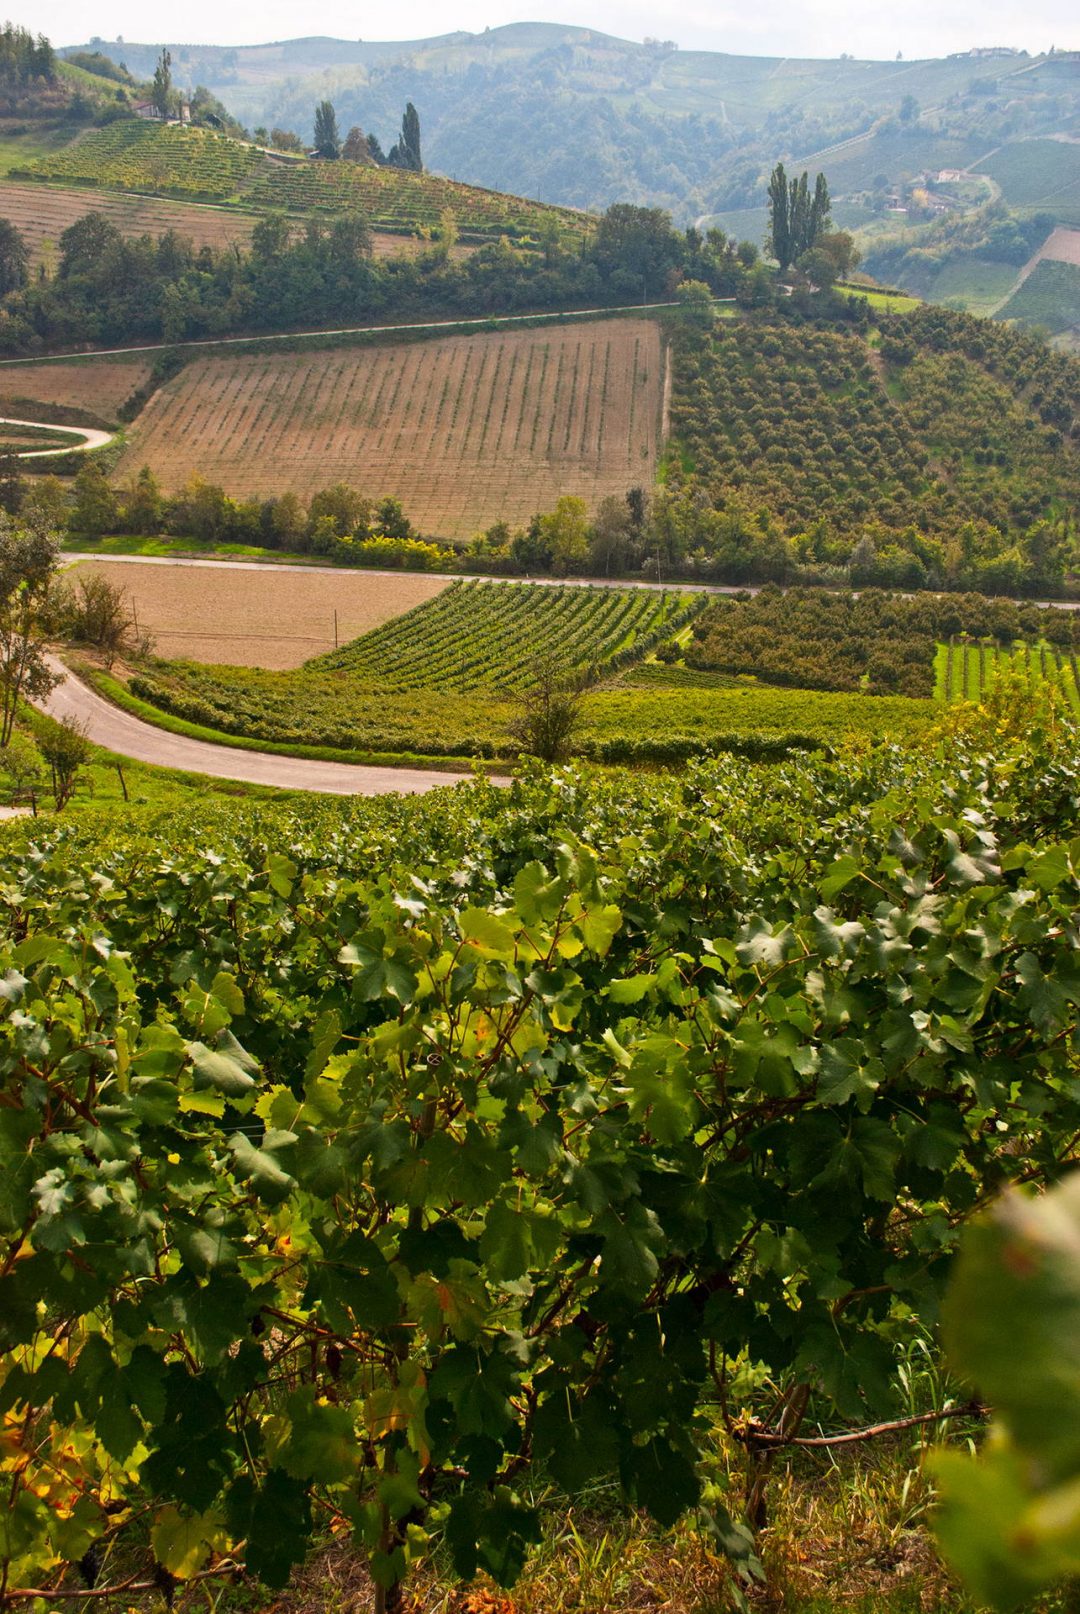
[0,356,152,422]
[0,181,465,268]
[1038,225,1080,268]
[69,559,450,668]
[116,320,665,540]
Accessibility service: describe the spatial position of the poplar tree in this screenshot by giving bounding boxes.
[313,100,340,159]
[388,102,422,171]
[150,47,172,119]
[766,163,832,269]
[766,161,791,268]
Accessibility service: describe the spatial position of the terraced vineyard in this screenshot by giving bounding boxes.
[118,321,665,538]
[16,120,587,243]
[318,580,701,688]
[935,637,1080,712]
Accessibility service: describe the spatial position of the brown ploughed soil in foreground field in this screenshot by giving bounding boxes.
[0,356,152,424]
[115,319,666,540]
[0,180,464,270]
[69,559,450,668]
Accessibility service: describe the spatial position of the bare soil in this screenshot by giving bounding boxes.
[1038,224,1080,267]
[0,356,152,423]
[115,320,665,540]
[69,559,449,668]
[0,180,443,269]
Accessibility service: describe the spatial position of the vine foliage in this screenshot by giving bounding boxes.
[1,742,1079,1603]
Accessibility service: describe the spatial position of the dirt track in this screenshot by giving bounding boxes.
[37,656,482,796]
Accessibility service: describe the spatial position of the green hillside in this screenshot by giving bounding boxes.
[16,118,586,242]
[663,303,1080,591]
[974,139,1080,223]
[63,27,1080,337]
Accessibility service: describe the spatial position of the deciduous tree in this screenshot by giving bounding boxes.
[341,125,369,162]
[0,516,59,746]
[507,658,584,761]
[0,218,27,296]
[70,459,118,536]
[539,494,589,574]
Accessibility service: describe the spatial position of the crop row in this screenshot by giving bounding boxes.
[19,121,587,243]
[314,581,702,689]
[118,323,663,540]
[935,637,1080,712]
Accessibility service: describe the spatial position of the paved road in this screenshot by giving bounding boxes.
[62,553,1080,613]
[37,656,488,797]
[63,550,736,594]
[0,416,114,458]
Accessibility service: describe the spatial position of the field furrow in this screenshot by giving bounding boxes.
[115,320,664,539]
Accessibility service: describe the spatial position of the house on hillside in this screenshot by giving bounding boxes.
[132,99,192,123]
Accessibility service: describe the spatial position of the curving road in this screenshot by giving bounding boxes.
[36,656,488,797]
[0,416,114,458]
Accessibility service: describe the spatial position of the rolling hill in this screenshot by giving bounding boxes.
[13,118,585,244]
[65,26,1080,333]
[72,27,1080,226]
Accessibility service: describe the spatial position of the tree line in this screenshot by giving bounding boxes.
[684,585,1080,697]
[310,98,422,171]
[0,202,769,353]
[0,23,56,86]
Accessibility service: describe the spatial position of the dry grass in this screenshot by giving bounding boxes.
[152,1438,985,1614]
[67,558,450,669]
[0,355,152,422]
[115,320,665,540]
[0,180,448,269]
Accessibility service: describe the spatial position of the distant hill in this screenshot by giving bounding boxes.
[70,27,1080,223]
[66,26,1080,331]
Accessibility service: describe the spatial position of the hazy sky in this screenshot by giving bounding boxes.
[38,0,1075,61]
